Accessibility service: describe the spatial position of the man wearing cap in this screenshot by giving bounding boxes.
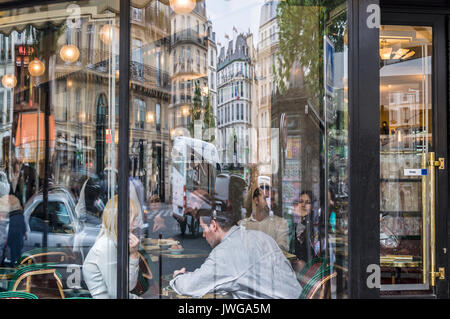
[169,207,301,299]
[238,187,289,252]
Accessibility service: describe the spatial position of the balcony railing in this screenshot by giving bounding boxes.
[172,30,207,47]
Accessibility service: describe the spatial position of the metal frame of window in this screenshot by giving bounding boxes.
[347,0,381,298]
[118,0,130,299]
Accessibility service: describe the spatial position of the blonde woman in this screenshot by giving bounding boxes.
[82,196,141,299]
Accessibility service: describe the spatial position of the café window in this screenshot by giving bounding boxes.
[0,0,349,300]
[129,0,349,300]
[0,0,121,299]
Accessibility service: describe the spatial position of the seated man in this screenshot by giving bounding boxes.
[238,187,289,252]
[169,208,301,299]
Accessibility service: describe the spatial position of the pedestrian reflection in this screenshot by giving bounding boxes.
[82,196,142,299]
[238,187,289,252]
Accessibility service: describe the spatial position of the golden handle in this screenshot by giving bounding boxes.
[428,152,445,286]
[429,152,437,286]
[421,153,427,284]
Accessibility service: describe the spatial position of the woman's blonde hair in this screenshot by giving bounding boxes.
[100,195,140,241]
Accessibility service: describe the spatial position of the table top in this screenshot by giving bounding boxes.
[282,251,297,261]
[160,249,209,259]
[161,285,231,299]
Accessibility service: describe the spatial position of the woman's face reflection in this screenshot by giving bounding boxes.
[298,194,312,217]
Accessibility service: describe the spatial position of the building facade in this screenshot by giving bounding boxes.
[217,33,254,170]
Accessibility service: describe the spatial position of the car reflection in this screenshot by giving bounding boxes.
[22,185,101,259]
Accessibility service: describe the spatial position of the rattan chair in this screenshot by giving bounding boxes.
[0,291,39,299]
[18,248,71,265]
[131,249,159,296]
[296,257,326,288]
[299,265,337,299]
[8,264,65,299]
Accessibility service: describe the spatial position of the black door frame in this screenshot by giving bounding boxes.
[348,0,450,299]
[347,0,381,299]
[379,6,449,299]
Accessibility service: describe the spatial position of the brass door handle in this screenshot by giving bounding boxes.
[421,153,427,284]
[429,152,437,287]
[428,152,446,286]
[429,157,445,170]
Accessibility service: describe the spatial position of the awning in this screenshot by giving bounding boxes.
[15,112,55,162]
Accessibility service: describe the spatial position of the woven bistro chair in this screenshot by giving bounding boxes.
[0,291,39,299]
[8,264,65,299]
[299,265,337,299]
[18,248,71,266]
[296,257,326,288]
[131,249,159,297]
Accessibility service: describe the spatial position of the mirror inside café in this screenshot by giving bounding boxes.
[379,25,433,294]
[0,0,349,299]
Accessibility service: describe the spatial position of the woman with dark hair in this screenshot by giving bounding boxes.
[287,190,322,272]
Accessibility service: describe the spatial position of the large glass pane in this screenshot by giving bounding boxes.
[130,0,349,299]
[379,25,433,294]
[0,1,121,299]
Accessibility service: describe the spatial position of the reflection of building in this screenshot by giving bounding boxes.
[217,33,255,167]
[128,2,172,201]
[7,2,174,202]
[256,0,280,177]
[271,59,322,217]
[0,33,16,171]
[206,20,217,142]
[169,0,209,130]
[51,14,120,196]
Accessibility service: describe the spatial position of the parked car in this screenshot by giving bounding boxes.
[22,185,101,260]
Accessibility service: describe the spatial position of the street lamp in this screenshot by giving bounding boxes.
[28,58,45,77]
[1,74,16,88]
[59,44,80,63]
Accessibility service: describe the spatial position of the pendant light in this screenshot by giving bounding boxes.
[28,58,45,77]
[170,0,196,14]
[1,74,17,88]
[100,24,118,45]
[60,44,80,63]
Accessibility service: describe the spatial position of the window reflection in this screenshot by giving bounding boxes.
[0,0,349,300]
[0,0,120,299]
[129,0,349,300]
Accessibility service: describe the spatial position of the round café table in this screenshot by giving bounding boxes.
[160,249,209,259]
[161,285,231,299]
